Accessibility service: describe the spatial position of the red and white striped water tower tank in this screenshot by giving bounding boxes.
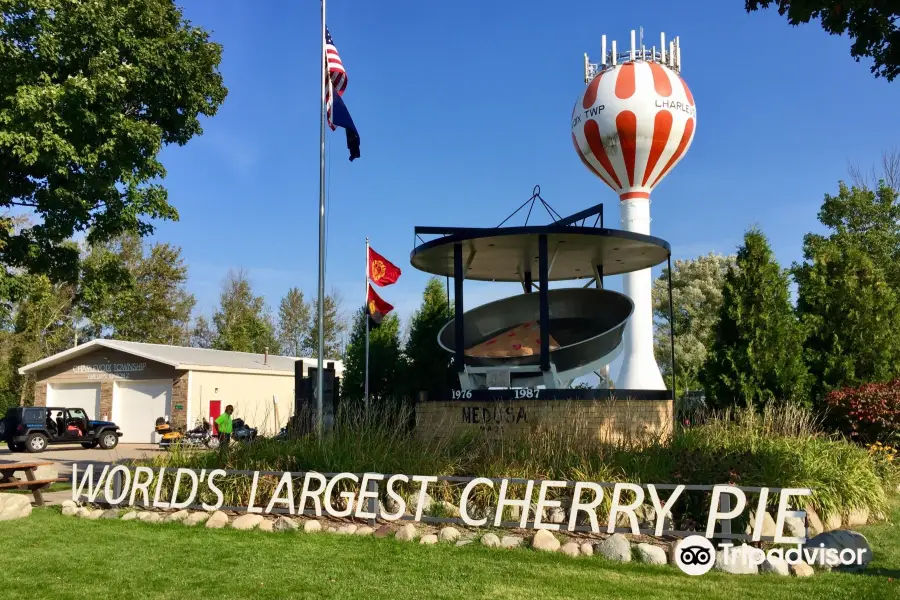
[571,31,696,390]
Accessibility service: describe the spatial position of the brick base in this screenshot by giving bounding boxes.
[34,383,47,407]
[99,382,113,421]
[171,372,188,429]
[416,397,673,445]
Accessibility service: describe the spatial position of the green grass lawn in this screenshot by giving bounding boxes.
[1,503,898,600]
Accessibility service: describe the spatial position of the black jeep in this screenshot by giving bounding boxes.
[0,406,122,453]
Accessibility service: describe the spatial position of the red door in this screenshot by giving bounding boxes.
[209,400,221,435]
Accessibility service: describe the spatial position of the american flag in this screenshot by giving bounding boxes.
[325,27,348,130]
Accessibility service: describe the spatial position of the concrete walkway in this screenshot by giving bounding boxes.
[0,443,157,478]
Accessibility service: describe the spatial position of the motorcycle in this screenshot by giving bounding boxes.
[231,418,258,444]
[154,417,219,450]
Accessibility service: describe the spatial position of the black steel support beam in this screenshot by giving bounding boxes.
[555,202,604,227]
[538,234,550,372]
[523,270,533,294]
[667,254,677,402]
[454,243,465,373]
[595,264,604,289]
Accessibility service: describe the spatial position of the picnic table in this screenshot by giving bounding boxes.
[0,462,66,506]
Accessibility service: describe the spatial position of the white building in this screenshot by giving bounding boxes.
[18,339,343,443]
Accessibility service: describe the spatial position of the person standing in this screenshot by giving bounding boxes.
[215,405,234,450]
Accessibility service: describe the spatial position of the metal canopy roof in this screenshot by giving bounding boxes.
[410,225,670,282]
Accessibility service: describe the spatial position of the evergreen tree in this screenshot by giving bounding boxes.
[652,253,735,394]
[794,180,900,400]
[702,228,809,407]
[403,277,454,399]
[342,307,403,408]
[211,269,279,354]
[277,287,310,357]
[304,290,345,359]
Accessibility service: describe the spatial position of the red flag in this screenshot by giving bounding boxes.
[366,284,393,325]
[368,247,401,287]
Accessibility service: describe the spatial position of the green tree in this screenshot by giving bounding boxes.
[189,314,214,349]
[745,1,900,81]
[211,269,279,354]
[403,276,454,399]
[79,232,195,343]
[703,228,810,407]
[2,274,77,410]
[794,180,900,400]
[342,307,403,407]
[652,253,736,394]
[0,0,227,282]
[304,290,345,359]
[277,287,310,357]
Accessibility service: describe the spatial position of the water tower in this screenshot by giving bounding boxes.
[572,29,696,390]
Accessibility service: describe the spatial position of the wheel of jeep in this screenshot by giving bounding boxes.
[25,432,48,453]
[98,431,119,450]
[6,442,19,452]
[0,420,7,437]
[81,441,99,449]
[12,442,26,452]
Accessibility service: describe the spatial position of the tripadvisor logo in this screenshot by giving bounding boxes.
[673,536,868,576]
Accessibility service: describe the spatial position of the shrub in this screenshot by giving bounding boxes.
[147,403,896,526]
[824,378,900,444]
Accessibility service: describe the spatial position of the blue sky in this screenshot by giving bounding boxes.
[154,0,900,347]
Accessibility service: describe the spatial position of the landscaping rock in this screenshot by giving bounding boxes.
[844,508,869,528]
[438,500,460,517]
[100,509,120,520]
[805,530,872,572]
[784,516,807,540]
[456,540,473,547]
[0,493,32,521]
[85,509,105,520]
[420,534,438,545]
[165,510,190,523]
[532,529,561,552]
[231,514,264,531]
[62,505,78,517]
[354,526,374,536]
[745,511,777,538]
[61,500,77,510]
[373,524,393,537]
[806,509,824,537]
[439,527,461,542]
[547,507,566,525]
[500,536,523,549]
[635,543,667,565]
[303,520,322,533]
[597,534,632,562]
[258,519,274,532]
[636,505,673,532]
[336,524,358,535]
[580,543,594,557]
[560,542,580,557]
[273,516,298,532]
[137,512,161,523]
[205,511,229,529]
[481,533,501,548]
[823,512,842,531]
[761,556,790,576]
[395,524,417,541]
[120,511,139,521]
[714,546,759,574]
[184,512,210,527]
[790,561,815,577]
[75,507,91,518]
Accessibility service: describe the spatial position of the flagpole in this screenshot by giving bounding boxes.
[364,237,370,411]
[316,0,327,436]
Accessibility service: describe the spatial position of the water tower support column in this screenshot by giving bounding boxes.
[616,198,666,390]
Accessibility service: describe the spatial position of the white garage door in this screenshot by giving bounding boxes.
[48,383,101,420]
[113,380,172,443]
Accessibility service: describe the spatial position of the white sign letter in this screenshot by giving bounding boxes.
[568,482,603,533]
[706,485,747,538]
[646,484,684,536]
[297,472,327,517]
[355,473,385,519]
[459,478,494,527]
[533,480,566,531]
[774,487,812,544]
[265,471,296,515]
[494,479,535,528]
[324,472,360,518]
[607,483,645,534]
